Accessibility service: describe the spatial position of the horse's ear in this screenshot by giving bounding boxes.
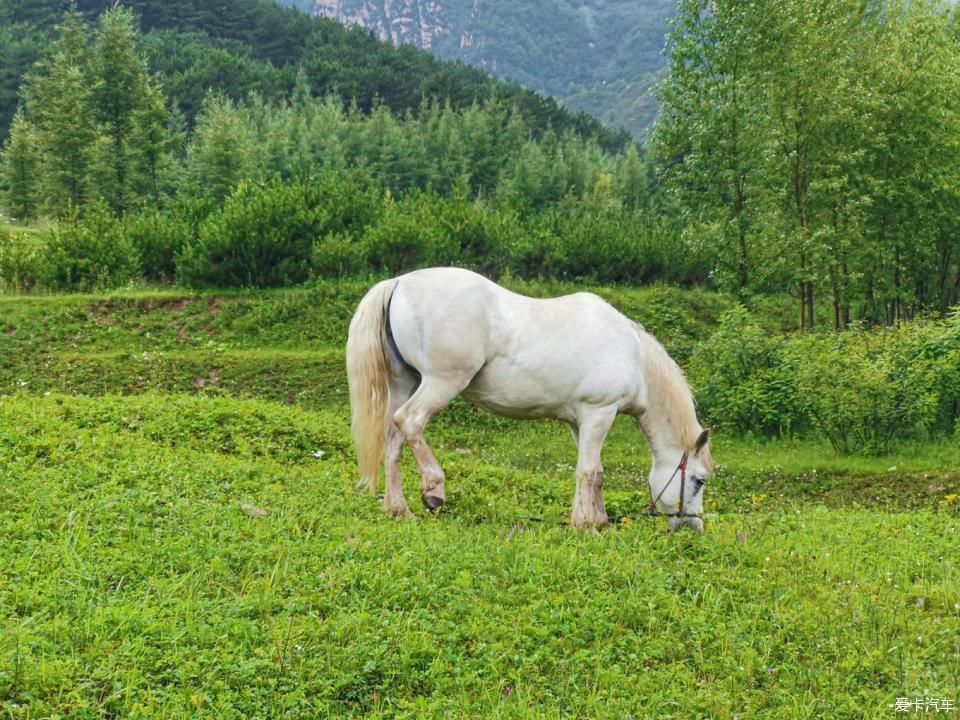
[695,428,710,454]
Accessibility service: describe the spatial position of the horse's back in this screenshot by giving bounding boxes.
[388,268,644,420]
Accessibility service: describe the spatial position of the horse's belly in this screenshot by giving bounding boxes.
[462,362,578,421]
[461,390,561,420]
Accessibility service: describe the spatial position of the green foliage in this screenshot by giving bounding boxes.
[532,193,706,285]
[690,305,960,454]
[185,94,256,201]
[688,306,804,438]
[178,176,381,288]
[24,8,97,212]
[126,207,192,282]
[0,107,41,220]
[789,322,955,455]
[88,6,158,212]
[0,230,42,291]
[653,0,960,323]
[363,189,518,276]
[917,310,960,434]
[39,202,140,290]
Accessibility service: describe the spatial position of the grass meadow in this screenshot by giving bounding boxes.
[1,284,958,719]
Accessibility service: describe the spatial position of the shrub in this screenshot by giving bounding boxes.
[0,231,43,291]
[38,203,140,291]
[786,325,943,455]
[527,198,707,285]
[311,232,368,277]
[177,175,381,288]
[362,190,518,275]
[363,193,453,273]
[687,306,804,437]
[914,309,960,435]
[126,208,193,282]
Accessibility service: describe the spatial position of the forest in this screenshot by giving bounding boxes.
[1,0,958,325]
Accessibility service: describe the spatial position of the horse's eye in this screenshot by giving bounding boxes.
[691,475,706,489]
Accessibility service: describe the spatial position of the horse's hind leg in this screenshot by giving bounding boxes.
[393,373,470,511]
[570,406,617,528]
[383,371,417,519]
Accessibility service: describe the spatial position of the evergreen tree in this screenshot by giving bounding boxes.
[88,6,151,211]
[0,107,41,220]
[129,79,176,204]
[186,95,255,200]
[24,7,97,212]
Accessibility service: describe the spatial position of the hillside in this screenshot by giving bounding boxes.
[277,0,675,137]
[0,0,630,149]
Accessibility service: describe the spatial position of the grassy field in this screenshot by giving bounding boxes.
[1,285,958,719]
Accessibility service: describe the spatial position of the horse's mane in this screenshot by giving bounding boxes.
[633,324,710,467]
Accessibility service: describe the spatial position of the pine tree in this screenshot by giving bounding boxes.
[0,107,42,220]
[187,95,255,200]
[24,7,97,213]
[88,6,151,212]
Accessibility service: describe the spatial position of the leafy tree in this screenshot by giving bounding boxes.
[653,0,770,293]
[654,0,960,325]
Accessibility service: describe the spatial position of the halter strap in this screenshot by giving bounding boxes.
[646,451,702,519]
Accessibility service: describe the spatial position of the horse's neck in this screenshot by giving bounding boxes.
[635,331,698,464]
[637,408,688,468]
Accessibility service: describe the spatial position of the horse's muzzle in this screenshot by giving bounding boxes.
[422,494,444,511]
[668,516,705,534]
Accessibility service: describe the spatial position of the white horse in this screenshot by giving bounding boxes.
[346,267,712,532]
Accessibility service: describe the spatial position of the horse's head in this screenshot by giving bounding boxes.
[649,428,712,534]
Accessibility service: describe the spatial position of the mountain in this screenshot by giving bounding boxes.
[277,0,674,137]
[0,0,631,150]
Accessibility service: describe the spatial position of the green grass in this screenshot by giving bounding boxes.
[0,219,51,243]
[1,287,959,718]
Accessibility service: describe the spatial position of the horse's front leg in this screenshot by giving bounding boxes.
[570,406,617,528]
[394,374,469,511]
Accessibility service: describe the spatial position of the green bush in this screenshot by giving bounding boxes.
[126,208,193,282]
[914,309,960,435]
[177,175,382,288]
[519,198,707,285]
[688,306,804,437]
[361,193,445,274]
[787,324,944,455]
[689,309,958,454]
[0,231,43,291]
[39,203,140,291]
[310,232,368,277]
[363,190,517,275]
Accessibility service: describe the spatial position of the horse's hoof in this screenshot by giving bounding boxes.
[422,494,444,511]
[384,503,414,520]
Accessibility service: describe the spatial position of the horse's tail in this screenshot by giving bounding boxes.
[346,278,400,493]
